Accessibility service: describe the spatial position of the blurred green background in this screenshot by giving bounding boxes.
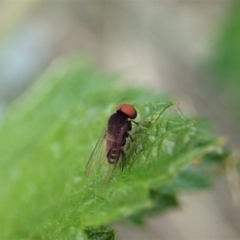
[0,1,239,239]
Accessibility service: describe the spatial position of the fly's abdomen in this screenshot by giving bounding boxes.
[106,136,122,164]
[106,113,128,164]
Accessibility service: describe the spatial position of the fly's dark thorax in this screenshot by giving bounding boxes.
[106,112,129,164]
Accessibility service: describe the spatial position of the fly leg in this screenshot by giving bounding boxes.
[131,120,139,125]
[128,119,140,141]
[127,129,143,153]
[129,119,144,152]
[128,132,134,142]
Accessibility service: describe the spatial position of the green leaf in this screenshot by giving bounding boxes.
[85,227,116,240]
[0,59,230,239]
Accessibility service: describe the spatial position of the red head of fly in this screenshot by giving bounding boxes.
[116,104,137,119]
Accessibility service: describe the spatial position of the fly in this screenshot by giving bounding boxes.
[86,103,137,182]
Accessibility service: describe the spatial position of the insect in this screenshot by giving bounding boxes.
[86,103,137,182]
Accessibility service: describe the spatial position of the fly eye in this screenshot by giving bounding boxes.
[116,104,137,119]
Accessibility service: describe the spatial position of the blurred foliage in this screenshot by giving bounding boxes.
[212,2,240,85]
[0,59,230,239]
[208,2,240,122]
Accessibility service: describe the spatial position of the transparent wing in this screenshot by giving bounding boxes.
[85,128,117,183]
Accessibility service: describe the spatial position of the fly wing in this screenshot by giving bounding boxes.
[85,128,117,183]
